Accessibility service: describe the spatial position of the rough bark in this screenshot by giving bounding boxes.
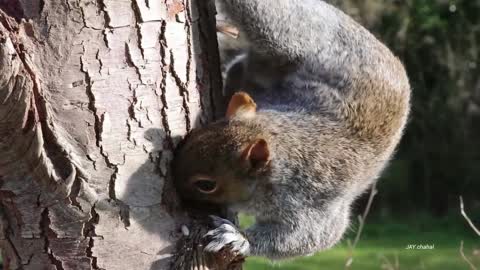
[0,0,236,269]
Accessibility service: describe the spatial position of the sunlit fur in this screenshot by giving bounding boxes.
[174,0,410,260]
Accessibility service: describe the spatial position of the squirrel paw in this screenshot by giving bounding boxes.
[204,215,250,256]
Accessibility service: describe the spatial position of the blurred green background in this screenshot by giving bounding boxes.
[245,0,480,269]
[330,0,480,218]
[242,214,479,270]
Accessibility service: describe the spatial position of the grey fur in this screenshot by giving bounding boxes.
[174,0,410,260]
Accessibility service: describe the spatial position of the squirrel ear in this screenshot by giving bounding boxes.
[242,139,270,169]
[226,91,257,119]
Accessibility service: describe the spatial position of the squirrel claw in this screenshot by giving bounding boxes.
[208,215,236,227]
[204,216,250,256]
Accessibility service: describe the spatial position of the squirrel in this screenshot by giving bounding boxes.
[173,0,410,260]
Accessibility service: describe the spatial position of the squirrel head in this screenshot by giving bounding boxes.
[173,92,271,205]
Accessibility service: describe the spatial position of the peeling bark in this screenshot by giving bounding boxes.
[0,0,236,269]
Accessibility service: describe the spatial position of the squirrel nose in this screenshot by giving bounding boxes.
[192,178,218,194]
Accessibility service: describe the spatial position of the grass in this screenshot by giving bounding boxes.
[243,215,480,270]
[0,216,477,270]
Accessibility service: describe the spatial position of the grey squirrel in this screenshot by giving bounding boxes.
[173,0,410,260]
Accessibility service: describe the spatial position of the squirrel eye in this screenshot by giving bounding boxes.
[191,177,218,194]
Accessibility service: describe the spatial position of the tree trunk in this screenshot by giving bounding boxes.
[0,0,237,269]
